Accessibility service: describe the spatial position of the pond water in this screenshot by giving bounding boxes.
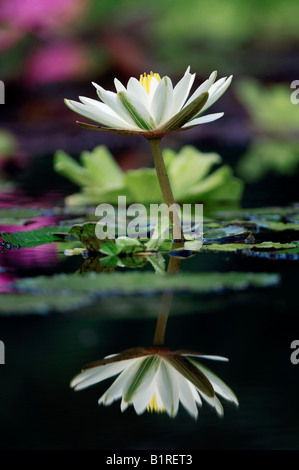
[0,193,298,449]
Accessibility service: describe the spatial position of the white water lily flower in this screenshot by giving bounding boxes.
[70,346,238,419]
[65,67,232,138]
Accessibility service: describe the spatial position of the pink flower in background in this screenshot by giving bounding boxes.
[0,215,61,292]
[25,42,90,84]
[0,0,87,32]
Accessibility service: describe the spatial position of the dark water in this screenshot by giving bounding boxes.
[0,238,298,450]
[0,133,299,449]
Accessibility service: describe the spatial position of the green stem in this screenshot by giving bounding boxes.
[152,257,181,346]
[148,138,183,241]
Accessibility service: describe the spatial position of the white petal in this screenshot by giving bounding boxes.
[71,359,136,391]
[156,361,179,418]
[65,98,131,129]
[117,90,157,130]
[182,353,228,361]
[121,398,129,412]
[122,356,160,404]
[172,72,196,115]
[189,382,202,406]
[104,353,119,359]
[132,377,158,415]
[114,78,126,92]
[177,373,198,419]
[150,76,174,126]
[196,363,239,405]
[99,364,138,406]
[200,75,233,114]
[208,77,227,97]
[127,77,150,109]
[92,83,140,130]
[200,393,224,417]
[155,388,164,409]
[183,71,217,108]
[149,77,160,103]
[182,112,224,128]
[78,96,138,129]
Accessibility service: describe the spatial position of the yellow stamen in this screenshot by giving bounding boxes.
[147,393,165,414]
[139,71,161,94]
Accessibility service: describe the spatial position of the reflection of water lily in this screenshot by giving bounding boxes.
[65,67,232,137]
[71,346,238,419]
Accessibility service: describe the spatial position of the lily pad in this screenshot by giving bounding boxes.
[201,242,297,253]
[69,222,104,251]
[203,225,248,241]
[14,271,280,299]
[0,293,93,315]
[0,226,72,249]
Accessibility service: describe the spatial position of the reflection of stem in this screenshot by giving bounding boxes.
[148,138,184,242]
[152,256,181,346]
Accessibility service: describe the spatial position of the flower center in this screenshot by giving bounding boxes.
[139,72,161,94]
[147,393,165,414]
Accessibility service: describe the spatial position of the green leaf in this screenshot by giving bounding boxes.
[0,226,71,248]
[237,141,299,183]
[115,237,143,252]
[100,241,121,256]
[0,207,46,220]
[54,150,93,187]
[14,271,280,297]
[204,225,248,240]
[54,146,124,189]
[80,146,124,188]
[145,217,172,250]
[124,169,162,204]
[168,146,221,196]
[201,242,297,252]
[0,293,92,315]
[54,145,243,207]
[236,79,299,133]
[69,222,105,251]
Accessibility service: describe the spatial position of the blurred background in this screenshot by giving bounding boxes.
[1,0,299,208]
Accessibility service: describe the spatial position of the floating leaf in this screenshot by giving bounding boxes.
[203,224,248,241]
[201,242,297,252]
[0,226,71,248]
[0,293,93,315]
[14,271,280,298]
[0,207,51,220]
[69,222,104,251]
